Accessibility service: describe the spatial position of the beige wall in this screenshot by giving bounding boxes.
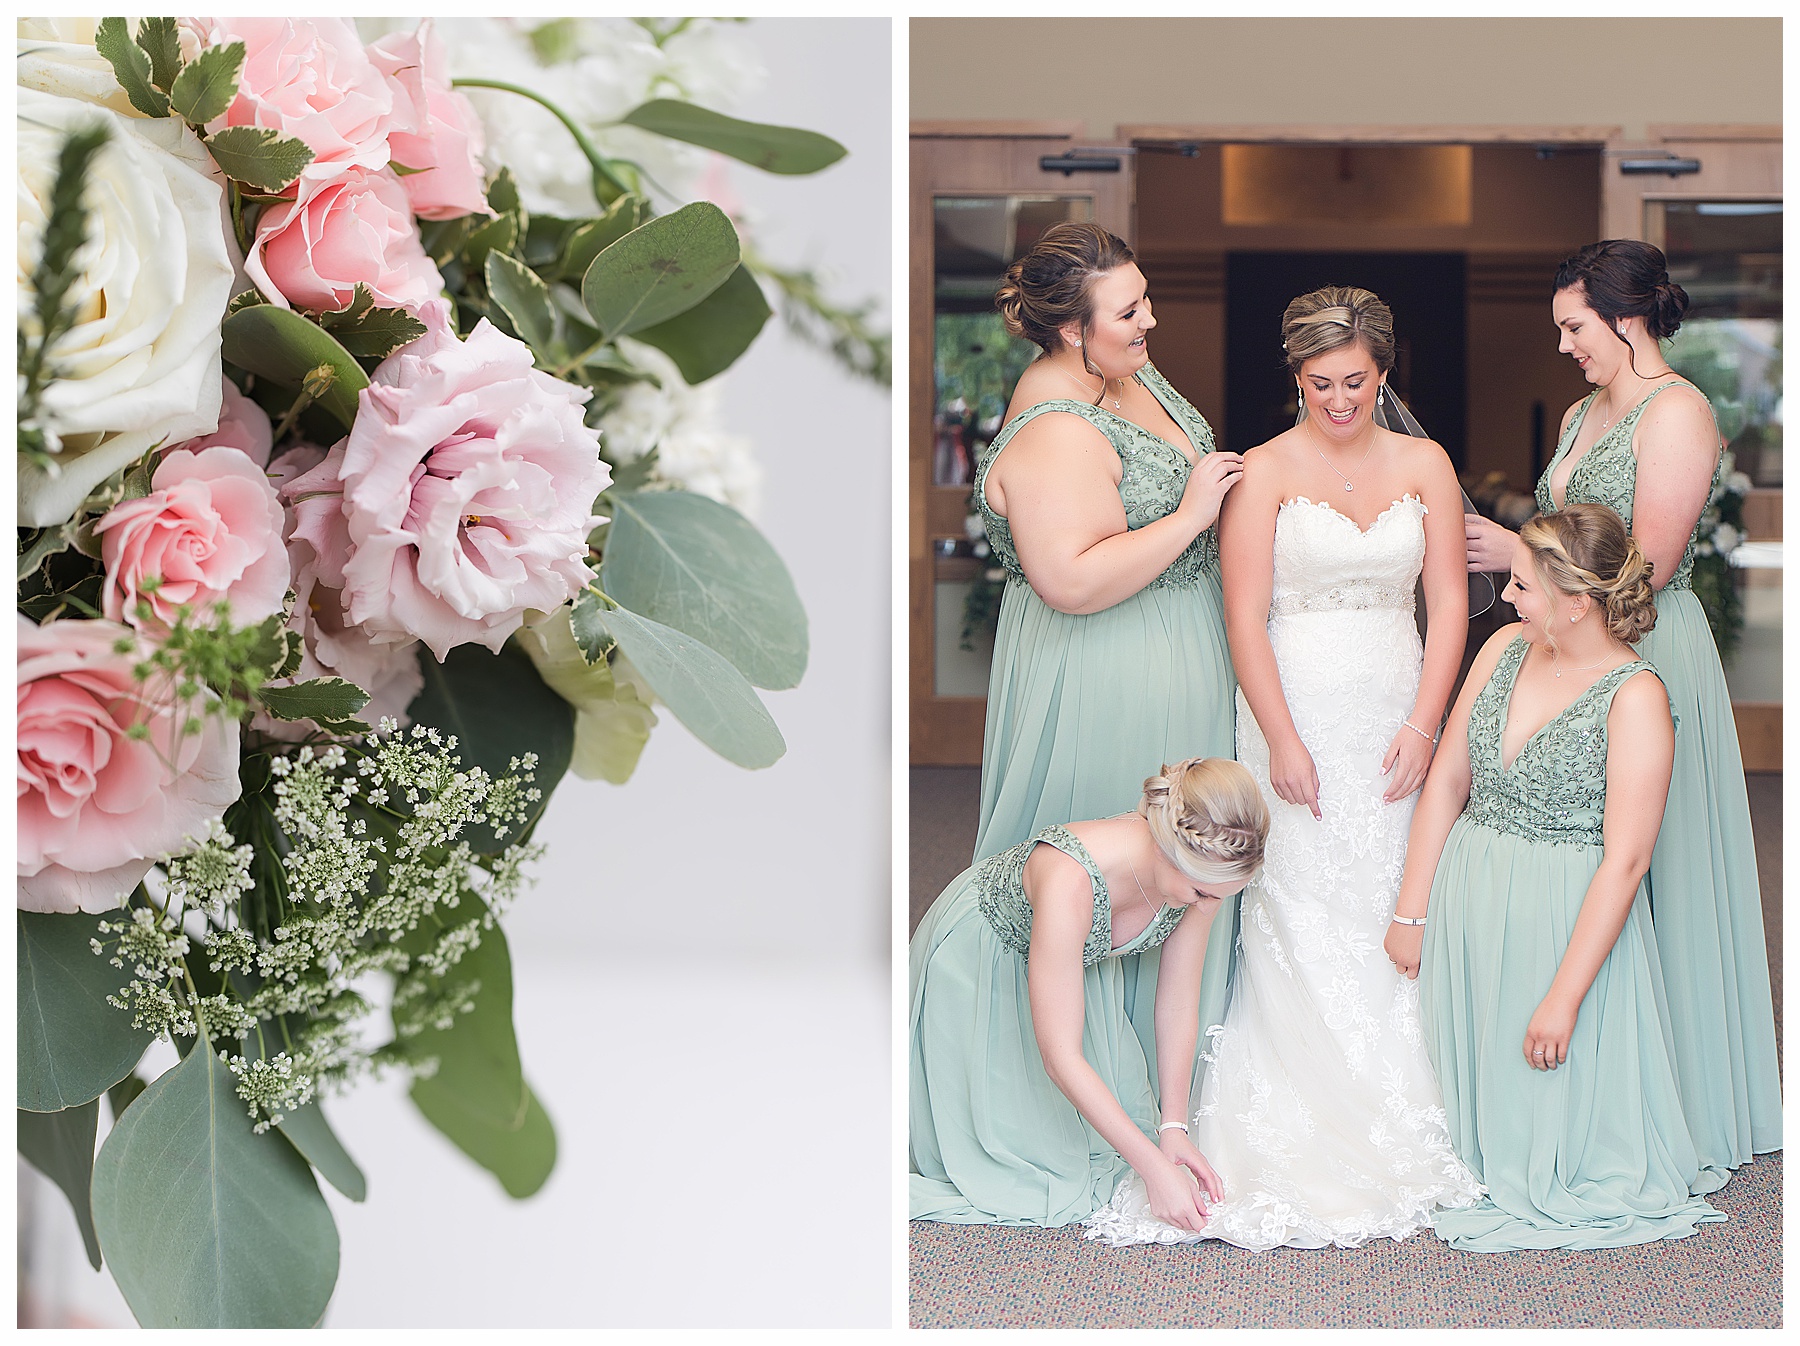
[911,18,1781,141]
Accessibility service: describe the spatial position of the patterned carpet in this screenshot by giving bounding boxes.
[907,768,1784,1329]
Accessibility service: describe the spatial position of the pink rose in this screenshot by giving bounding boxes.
[95,444,290,631]
[336,299,609,660]
[367,20,493,221]
[246,166,444,313]
[192,17,395,186]
[18,616,241,913]
[174,377,274,469]
[259,443,423,738]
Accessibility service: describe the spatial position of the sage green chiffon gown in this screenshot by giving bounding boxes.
[1537,383,1781,1186]
[910,824,1187,1225]
[1422,640,1726,1250]
[969,363,1238,1088]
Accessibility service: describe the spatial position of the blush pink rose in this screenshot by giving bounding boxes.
[18,616,241,913]
[367,20,493,221]
[192,17,396,186]
[246,166,444,314]
[175,377,275,469]
[335,299,610,660]
[95,444,290,630]
[259,443,423,738]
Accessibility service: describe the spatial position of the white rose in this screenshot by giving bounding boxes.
[1712,522,1742,555]
[16,19,139,117]
[18,87,235,528]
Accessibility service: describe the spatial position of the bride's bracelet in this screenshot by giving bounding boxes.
[1401,718,1439,745]
[1156,1121,1189,1134]
[1390,914,1428,926]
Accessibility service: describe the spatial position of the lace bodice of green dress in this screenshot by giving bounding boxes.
[1535,380,1722,591]
[974,824,1185,966]
[1463,638,1670,846]
[973,362,1219,590]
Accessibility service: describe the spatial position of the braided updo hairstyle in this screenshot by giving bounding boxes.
[1518,504,1659,645]
[1280,285,1396,375]
[1139,757,1270,889]
[1554,240,1690,378]
[995,221,1135,381]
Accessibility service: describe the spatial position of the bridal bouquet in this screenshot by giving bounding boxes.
[18,17,850,1327]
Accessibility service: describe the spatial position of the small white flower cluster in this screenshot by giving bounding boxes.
[1695,451,1748,560]
[91,720,543,1128]
[603,340,764,516]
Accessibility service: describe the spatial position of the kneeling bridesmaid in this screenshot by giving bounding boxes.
[910,758,1268,1231]
[1387,504,1725,1250]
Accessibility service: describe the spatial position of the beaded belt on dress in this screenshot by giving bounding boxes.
[1269,580,1415,617]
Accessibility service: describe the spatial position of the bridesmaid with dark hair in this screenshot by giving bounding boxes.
[1463,240,1781,1187]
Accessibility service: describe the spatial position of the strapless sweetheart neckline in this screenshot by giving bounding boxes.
[1277,493,1423,535]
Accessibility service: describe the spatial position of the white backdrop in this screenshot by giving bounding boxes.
[20,18,893,1330]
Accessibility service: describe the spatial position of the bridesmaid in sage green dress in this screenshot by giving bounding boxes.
[1392,506,1725,1250]
[973,223,1244,1077]
[1464,241,1780,1189]
[911,757,1267,1228]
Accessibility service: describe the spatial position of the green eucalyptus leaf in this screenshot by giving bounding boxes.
[221,306,367,430]
[91,1041,339,1328]
[106,1072,146,1121]
[135,17,182,92]
[413,1078,556,1199]
[257,677,371,734]
[621,99,846,175]
[602,490,808,689]
[204,124,314,191]
[556,194,645,281]
[169,39,242,126]
[636,264,771,384]
[405,641,574,849]
[581,201,739,342]
[94,17,169,118]
[19,910,153,1113]
[572,599,785,769]
[18,1100,103,1270]
[516,608,659,783]
[404,904,525,1131]
[485,252,557,357]
[275,1099,367,1203]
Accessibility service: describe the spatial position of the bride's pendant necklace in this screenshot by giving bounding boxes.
[1055,361,1124,412]
[1304,416,1378,493]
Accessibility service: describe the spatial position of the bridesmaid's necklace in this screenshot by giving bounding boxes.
[1054,362,1124,412]
[1550,644,1612,679]
[1123,853,1158,921]
[1595,370,1679,432]
[1304,416,1379,493]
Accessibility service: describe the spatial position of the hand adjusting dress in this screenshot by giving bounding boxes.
[1421,639,1726,1250]
[1538,383,1781,1185]
[1086,496,1482,1249]
[909,825,1187,1225]
[971,363,1239,1089]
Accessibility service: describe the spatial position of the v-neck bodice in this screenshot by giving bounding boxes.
[1535,380,1721,592]
[973,824,1185,965]
[974,362,1220,590]
[1462,638,1668,846]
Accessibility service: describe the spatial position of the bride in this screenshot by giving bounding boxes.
[1088,286,1483,1248]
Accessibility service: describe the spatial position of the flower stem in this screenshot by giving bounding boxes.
[452,77,632,209]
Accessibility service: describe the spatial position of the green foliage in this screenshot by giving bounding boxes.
[621,98,847,174]
[204,125,315,191]
[91,1040,340,1328]
[317,283,427,362]
[257,677,372,735]
[19,910,154,1112]
[94,17,170,118]
[18,1099,103,1270]
[417,1082,556,1199]
[637,264,772,385]
[571,597,785,769]
[556,195,647,281]
[581,202,740,342]
[135,17,183,93]
[748,250,891,387]
[602,490,808,689]
[515,607,658,784]
[222,304,368,429]
[170,40,243,126]
[485,252,557,357]
[275,1099,367,1203]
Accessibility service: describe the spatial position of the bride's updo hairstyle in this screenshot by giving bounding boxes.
[996,221,1135,378]
[1281,285,1396,376]
[1553,240,1690,357]
[1140,757,1270,889]
[1518,504,1658,645]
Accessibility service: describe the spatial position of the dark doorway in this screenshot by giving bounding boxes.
[1224,252,1467,465]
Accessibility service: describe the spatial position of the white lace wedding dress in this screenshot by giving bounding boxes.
[1086,495,1483,1249]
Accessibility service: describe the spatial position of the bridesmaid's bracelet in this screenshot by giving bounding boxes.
[1390,915,1428,926]
[1401,719,1438,744]
[1156,1121,1189,1134]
